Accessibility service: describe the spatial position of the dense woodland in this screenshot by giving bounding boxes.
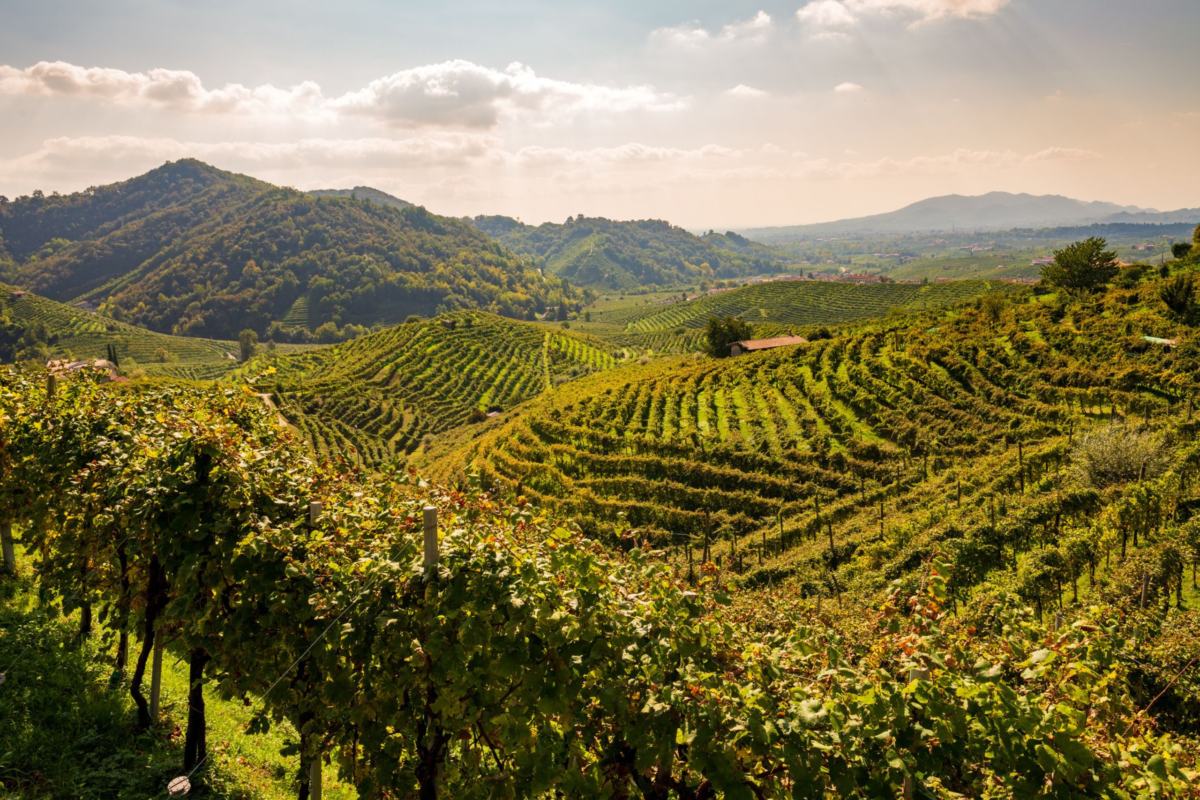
[0,161,577,341]
[472,215,786,290]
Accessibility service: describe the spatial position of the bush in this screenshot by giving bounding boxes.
[979,293,1007,324]
[1071,427,1170,488]
[1159,273,1198,324]
[1173,243,1193,260]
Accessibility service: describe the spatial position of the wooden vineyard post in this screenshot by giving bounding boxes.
[879,495,885,537]
[424,507,439,571]
[761,522,767,566]
[150,632,164,722]
[903,775,915,800]
[687,533,694,583]
[1053,612,1063,632]
[308,499,327,799]
[778,513,784,556]
[0,521,14,575]
[311,757,323,800]
[703,512,711,564]
[46,373,57,399]
[1018,440,1025,493]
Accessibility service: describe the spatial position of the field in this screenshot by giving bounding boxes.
[573,278,1021,352]
[253,311,621,468]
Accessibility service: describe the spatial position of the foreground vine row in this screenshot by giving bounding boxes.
[1,369,1195,797]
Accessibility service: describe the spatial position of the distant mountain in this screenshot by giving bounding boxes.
[308,186,413,209]
[739,192,1200,241]
[472,215,785,290]
[0,161,572,340]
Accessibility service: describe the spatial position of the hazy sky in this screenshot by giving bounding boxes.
[2,0,1198,228]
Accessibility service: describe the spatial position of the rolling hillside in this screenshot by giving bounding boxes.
[472,214,785,290]
[0,160,573,340]
[577,278,1022,352]
[251,311,620,468]
[0,284,313,380]
[433,270,1200,602]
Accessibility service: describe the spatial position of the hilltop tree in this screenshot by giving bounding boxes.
[704,315,753,358]
[1041,237,1119,295]
[238,329,258,362]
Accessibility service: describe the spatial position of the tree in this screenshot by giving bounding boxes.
[1159,273,1198,324]
[238,329,258,362]
[1040,237,1119,295]
[1172,242,1192,260]
[1195,223,1200,248]
[704,316,753,358]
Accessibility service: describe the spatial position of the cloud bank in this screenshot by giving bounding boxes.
[0,60,686,129]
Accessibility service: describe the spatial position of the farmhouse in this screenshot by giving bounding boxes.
[730,335,808,357]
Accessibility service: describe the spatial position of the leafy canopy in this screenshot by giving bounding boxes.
[703,314,753,358]
[1041,237,1119,294]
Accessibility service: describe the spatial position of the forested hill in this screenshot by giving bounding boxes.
[307,186,413,209]
[0,161,573,340]
[472,214,785,290]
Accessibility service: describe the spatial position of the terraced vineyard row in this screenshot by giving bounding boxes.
[260,312,620,468]
[441,277,1200,605]
[0,285,317,377]
[579,279,1021,353]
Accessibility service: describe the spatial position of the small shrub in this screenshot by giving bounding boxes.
[1071,427,1170,488]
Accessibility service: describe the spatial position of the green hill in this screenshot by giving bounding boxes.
[0,284,314,380]
[249,311,620,468]
[0,160,574,340]
[307,185,414,209]
[472,214,785,290]
[577,278,1022,352]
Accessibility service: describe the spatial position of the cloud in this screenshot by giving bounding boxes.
[796,1,857,29]
[790,146,1101,180]
[834,82,864,93]
[0,61,326,118]
[504,143,742,167]
[650,11,773,49]
[851,0,1010,20]
[1,134,500,183]
[726,84,769,99]
[796,0,1009,31]
[330,61,686,128]
[0,59,686,129]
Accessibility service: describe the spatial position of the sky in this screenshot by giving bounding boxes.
[1,0,1198,229]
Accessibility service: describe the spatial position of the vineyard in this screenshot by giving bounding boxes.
[2,365,1197,798]
[0,285,312,379]
[253,312,620,468]
[439,275,1200,645]
[576,279,1022,352]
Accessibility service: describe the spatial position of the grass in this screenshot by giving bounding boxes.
[0,548,354,800]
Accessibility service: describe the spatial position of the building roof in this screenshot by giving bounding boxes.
[732,335,809,352]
